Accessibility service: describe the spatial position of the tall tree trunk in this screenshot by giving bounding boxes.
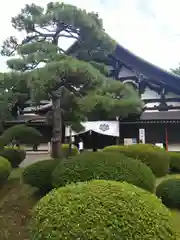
[51,91,62,158]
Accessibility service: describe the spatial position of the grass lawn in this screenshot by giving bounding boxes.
[0,169,180,239]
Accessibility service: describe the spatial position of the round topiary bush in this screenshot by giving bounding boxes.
[103,144,170,177]
[52,152,156,192]
[29,180,177,240]
[156,178,180,209]
[0,147,26,168]
[61,144,79,157]
[169,152,180,173]
[22,160,60,193]
[0,157,12,186]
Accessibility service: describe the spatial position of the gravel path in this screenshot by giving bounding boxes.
[20,152,51,168]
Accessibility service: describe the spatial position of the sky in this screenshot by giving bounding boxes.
[0,0,180,72]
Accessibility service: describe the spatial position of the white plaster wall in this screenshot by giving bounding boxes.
[167,102,180,107]
[118,66,135,78]
[144,102,160,108]
[168,144,180,152]
[144,109,159,112]
[141,88,160,100]
[141,87,180,108]
[165,92,180,99]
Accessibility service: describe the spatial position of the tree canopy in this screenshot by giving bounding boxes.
[0,2,142,157]
[1,1,142,120]
[80,80,142,120]
[171,66,180,76]
[1,2,115,61]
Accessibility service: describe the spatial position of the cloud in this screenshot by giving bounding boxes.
[0,0,180,72]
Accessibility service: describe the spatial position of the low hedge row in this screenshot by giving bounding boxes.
[22,160,60,193]
[103,144,170,177]
[22,151,156,193]
[29,180,176,240]
[52,151,156,192]
[60,144,79,157]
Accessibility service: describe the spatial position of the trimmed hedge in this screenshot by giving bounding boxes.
[156,178,180,209]
[169,152,180,173]
[2,124,42,145]
[0,136,8,149]
[0,157,12,186]
[29,180,176,240]
[52,152,156,192]
[0,147,26,168]
[61,144,79,157]
[5,146,26,161]
[103,144,170,177]
[22,160,60,193]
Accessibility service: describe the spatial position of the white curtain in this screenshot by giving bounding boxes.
[65,121,119,137]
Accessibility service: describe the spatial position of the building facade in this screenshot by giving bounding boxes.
[112,44,180,150]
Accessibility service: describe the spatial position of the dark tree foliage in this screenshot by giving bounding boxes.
[171,66,180,76]
[80,81,142,120]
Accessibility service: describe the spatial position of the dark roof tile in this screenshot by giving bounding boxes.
[140,111,180,120]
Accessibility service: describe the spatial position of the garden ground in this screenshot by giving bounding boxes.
[19,152,50,167]
[0,167,180,239]
[0,151,50,240]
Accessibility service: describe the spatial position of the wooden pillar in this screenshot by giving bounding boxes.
[165,127,168,151]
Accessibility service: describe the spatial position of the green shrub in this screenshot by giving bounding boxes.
[2,124,42,145]
[29,180,176,240]
[0,157,12,186]
[52,152,156,192]
[61,144,79,157]
[5,146,26,161]
[0,136,8,149]
[0,147,26,168]
[18,148,26,161]
[22,160,60,193]
[103,144,170,177]
[156,178,180,209]
[169,152,180,173]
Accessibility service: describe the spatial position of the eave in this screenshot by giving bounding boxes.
[113,44,180,93]
[67,39,180,94]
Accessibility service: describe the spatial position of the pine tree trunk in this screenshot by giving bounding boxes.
[51,91,62,158]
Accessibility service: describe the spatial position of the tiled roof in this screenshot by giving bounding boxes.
[140,111,180,120]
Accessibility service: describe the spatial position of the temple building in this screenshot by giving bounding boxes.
[112,44,180,151]
[5,42,180,151]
